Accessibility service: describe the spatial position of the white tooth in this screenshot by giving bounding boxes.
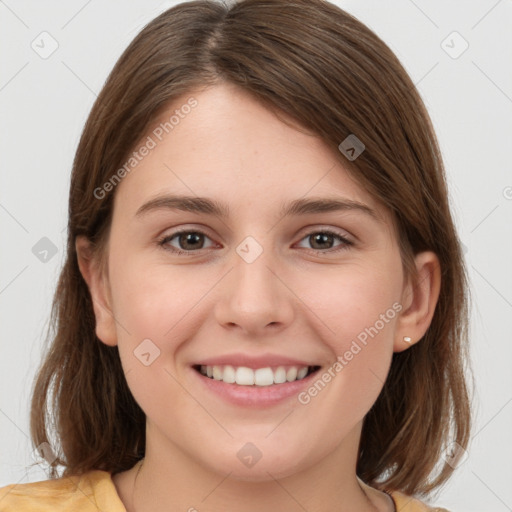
[235,366,255,385]
[273,366,287,384]
[199,364,311,384]
[222,365,236,384]
[212,365,223,380]
[297,367,308,380]
[254,367,274,386]
[286,367,298,382]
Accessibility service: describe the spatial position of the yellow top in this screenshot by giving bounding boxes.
[0,470,450,511]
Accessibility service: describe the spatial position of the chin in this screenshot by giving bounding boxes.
[197,440,314,483]
[215,460,303,483]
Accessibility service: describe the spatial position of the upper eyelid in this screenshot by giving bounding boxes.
[160,225,354,247]
[161,224,352,237]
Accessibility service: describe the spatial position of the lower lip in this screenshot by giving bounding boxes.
[190,366,320,407]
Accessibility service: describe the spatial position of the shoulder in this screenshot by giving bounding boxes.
[390,490,451,511]
[0,470,126,512]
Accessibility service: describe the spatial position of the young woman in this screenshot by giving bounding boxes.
[0,0,472,510]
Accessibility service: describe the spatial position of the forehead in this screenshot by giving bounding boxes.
[111,83,391,228]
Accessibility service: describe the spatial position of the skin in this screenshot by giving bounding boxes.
[76,82,441,512]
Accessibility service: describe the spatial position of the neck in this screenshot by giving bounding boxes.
[114,421,392,512]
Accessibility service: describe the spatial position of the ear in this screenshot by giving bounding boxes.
[75,235,117,347]
[394,251,441,352]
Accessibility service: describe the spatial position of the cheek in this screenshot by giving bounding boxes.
[107,254,223,397]
[298,261,401,342]
[107,258,203,417]
[294,262,400,402]
[109,252,209,340]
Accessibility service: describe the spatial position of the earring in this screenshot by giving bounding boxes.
[403,336,412,344]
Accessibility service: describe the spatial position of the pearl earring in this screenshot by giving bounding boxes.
[403,336,412,343]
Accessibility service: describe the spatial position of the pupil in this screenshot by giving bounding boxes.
[180,232,203,250]
[312,233,332,249]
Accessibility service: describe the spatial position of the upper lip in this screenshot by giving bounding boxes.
[193,353,320,369]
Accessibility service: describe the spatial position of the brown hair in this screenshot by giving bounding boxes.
[30,0,473,497]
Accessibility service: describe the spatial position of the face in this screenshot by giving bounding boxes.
[80,82,428,482]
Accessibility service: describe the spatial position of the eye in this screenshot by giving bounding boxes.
[156,227,353,256]
[296,229,353,253]
[157,229,216,254]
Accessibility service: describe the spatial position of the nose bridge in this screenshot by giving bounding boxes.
[232,234,279,300]
[214,233,294,332]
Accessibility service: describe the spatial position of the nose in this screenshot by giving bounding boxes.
[214,240,295,336]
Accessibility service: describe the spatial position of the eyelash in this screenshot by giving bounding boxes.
[156,228,353,256]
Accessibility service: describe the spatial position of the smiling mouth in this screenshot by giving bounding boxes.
[192,364,321,386]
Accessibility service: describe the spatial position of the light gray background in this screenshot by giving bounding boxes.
[1,1,511,511]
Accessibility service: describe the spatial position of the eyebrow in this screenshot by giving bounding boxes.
[135,194,383,223]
